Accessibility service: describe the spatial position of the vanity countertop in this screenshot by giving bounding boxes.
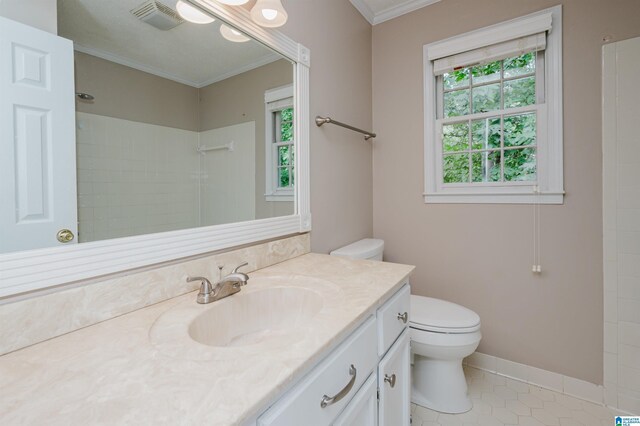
[0,253,414,425]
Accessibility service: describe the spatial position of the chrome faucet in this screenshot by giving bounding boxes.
[187,262,250,304]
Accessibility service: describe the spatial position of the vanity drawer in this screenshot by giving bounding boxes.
[377,284,410,356]
[258,316,378,426]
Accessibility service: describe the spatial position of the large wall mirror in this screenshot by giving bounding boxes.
[0,0,310,296]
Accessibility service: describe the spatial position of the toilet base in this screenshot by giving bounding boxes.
[411,356,472,414]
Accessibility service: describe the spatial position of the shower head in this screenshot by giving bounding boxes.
[76,92,95,101]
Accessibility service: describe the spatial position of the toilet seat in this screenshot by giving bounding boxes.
[410,295,480,334]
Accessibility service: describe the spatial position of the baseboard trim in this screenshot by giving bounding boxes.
[464,352,610,407]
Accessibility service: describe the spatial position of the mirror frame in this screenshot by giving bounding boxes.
[0,0,311,298]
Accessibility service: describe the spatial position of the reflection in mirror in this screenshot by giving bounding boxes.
[3,0,294,251]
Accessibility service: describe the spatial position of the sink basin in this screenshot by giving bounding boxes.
[149,275,344,361]
[188,287,323,348]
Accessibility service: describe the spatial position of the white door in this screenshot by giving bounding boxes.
[333,373,378,426]
[0,16,77,253]
[378,330,411,426]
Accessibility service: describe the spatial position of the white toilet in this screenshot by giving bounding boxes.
[330,239,482,414]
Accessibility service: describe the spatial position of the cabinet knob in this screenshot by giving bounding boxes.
[384,373,396,388]
[397,312,408,324]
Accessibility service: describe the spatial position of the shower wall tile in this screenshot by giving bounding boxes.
[619,322,640,347]
[603,38,640,413]
[75,112,200,243]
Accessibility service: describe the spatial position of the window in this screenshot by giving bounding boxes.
[424,6,563,204]
[265,85,294,201]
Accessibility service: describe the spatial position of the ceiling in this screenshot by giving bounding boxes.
[349,0,441,25]
[57,0,282,88]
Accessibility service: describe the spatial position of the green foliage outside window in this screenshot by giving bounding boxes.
[276,107,294,188]
[441,52,538,184]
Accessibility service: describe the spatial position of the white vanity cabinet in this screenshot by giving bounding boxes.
[256,283,411,426]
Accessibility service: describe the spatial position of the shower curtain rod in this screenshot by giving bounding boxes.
[315,116,376,141]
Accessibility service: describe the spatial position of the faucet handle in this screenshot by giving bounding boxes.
[232,261,249,274]
[187,276,213,298]
[187,276,216,304]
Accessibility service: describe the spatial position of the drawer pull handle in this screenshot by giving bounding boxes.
[320,364,357,408]
[397,312,408,323]
[384,373,396,388]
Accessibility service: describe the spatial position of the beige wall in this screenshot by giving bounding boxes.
[74,52,200,131]
[199,59,294,219]
[0,0,57,33]
[372,0,640,384]
[279,0,374,254]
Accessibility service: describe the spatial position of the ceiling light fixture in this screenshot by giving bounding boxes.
[216,0,249,5]
[250,0,288,28]
[175,0,215,24]
[220,24,250,42]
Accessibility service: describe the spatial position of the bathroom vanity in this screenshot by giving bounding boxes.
[255,273,411,426]
[0,253,414,425]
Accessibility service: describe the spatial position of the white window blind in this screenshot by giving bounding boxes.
[432,33,546,76]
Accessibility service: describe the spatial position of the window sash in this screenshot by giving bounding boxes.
[268,105,294,195]
[435,104,546,189]
[436,51,544,119]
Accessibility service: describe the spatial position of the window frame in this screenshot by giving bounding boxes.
[423,6,564,204]
[265,84,294,202]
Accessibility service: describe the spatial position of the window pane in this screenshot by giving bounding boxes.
[280,121,293,141]
[442,122,469,152]
[471,61,501,84]
[504,113,536,147]
[444,89,470,117]
[504,148,536,181]
[279,167,290,187]
[472,83,501,114]
[443,153,469,183]
[444,69,469,90]
[278,146,290,166]
[471,117,501,149]
[472,151,501,182]
[281,107,293,122]
[504,76,535,109]
[290,167,294,185]
[504,52,536,78]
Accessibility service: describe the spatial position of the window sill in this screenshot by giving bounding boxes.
[423,191,564,204]
[265,194,294,202]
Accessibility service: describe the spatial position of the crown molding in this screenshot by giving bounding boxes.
[349,0,375,25]
[350,0,441,26]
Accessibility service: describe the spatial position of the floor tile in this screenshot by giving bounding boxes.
[506,399,532,416]
[411,367,624,426]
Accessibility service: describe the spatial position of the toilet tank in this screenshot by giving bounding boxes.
[329,239,384,261]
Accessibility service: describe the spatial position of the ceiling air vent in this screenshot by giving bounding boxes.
[131,1,184,31]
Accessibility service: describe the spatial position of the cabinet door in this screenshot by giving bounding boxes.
[333,373,377,426]
[378,329,410,426]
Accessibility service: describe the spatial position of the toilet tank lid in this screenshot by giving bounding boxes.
[330,238,384,259]
[410,295,480,332]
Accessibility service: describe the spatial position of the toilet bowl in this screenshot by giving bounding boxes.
[410,295,481,413]
[330,239,482,414]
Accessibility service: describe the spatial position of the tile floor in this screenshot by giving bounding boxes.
[411,367,621,426]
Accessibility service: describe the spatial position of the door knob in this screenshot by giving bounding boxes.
[56,229,75,243]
